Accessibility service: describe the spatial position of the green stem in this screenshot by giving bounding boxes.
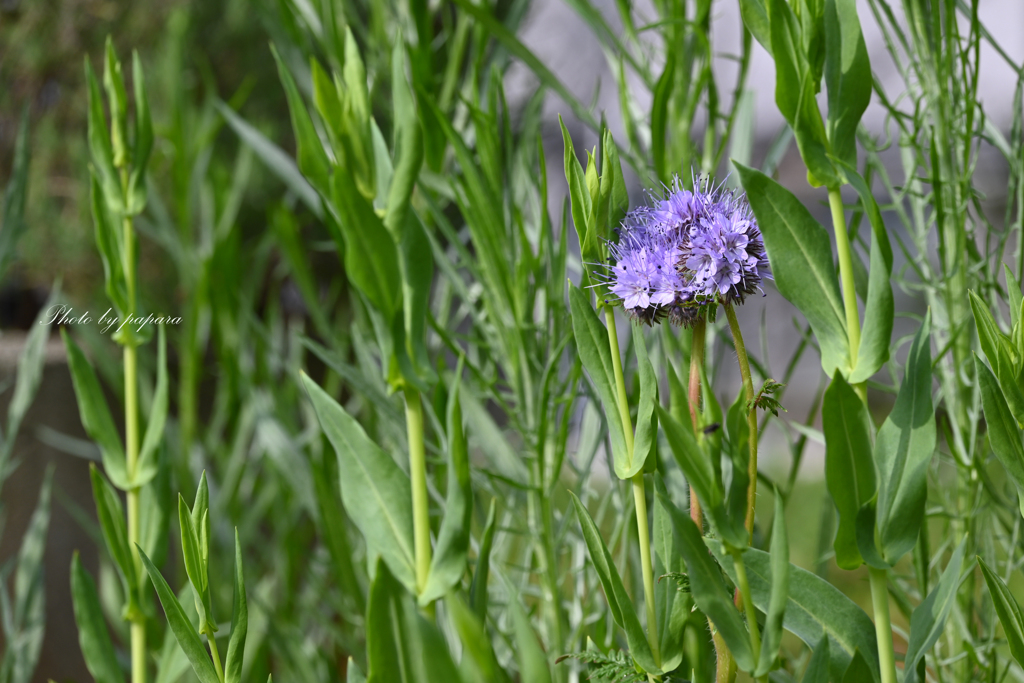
[869,567,898,683]
[828,187,867,402]
[404,386,431,596]
[724,303,757,542]
[731,549,761,659]
[687,316,706,528]
[604,307,661,670]
[208,633,225,683]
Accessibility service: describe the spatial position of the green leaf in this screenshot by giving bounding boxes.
[420,375,472,605]
[301,372,416,593]
[273,44,331,195]
[347,659,367,683]
[568,285,628,478]
[508,587,553,683]
[976,356,1024,497]
[125,51,152,216]
[1006,264,1023,330]
[657,404,746,548]
[102,37,128,168]
[756,492,790,676]
[841,650,873,683]
[739,0,772,56]
[873,312,934,564]
[62,329,128,489]
[89,465,138,614]
[560,119,593,274]
[971,291,1024,425]
[708,540,880,682]
[448,594,505,683]
[652,477,688,672]
[823,371,876,569]
[839,162,894,383]
[824,0,871,169]
[215,100,322,220]
[8,284,59,440]
[903,539,966,683]
[0,109,30,282]
[736,164,848,376]
[3,469,52,683]
[658,493,754,673]
[224,529,248,683]
[979,556,1024,669]
[569,492,661,674]
[134,326,167,488]
[84,59,122,215]
[340,27,375,199]
[650,49,675,184]
[470,499,497,620]
[178,494,211,630]
[801,637,830,683]
[89,173,129,318]
[70,553,123,683]
[631,325,658,476]
[366,560,462,683]
[138,548,221,683]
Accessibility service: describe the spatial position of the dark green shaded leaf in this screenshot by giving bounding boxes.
[508,588,553,683]
[470,499,497,620]
[756,492,789,676]
[224,529,248,683]
[134,325,167,488]
[89,465,137,614]
[0,109,30,282]
[70,553,123,683]
[976,356,1024,502]
[979,557,1024,669]
[903,539,966,683]
[801,637,830,683]
[824,0,871,168]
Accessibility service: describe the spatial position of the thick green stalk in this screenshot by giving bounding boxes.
[828,188,867,402]
[404,386,431,595]
[724,303,757,540]
[869,567,898,683]
[604,308,661,670]
[687,317,706,527]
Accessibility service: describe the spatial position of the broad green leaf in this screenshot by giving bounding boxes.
[134,326,167,488]
[824,0,871,169]
[823,371,876,569]
[979,556,1024,669]
[903,539,966,683]
[708,540,879,681]
[70,553,123,683]
[470,499,497,620]
[631,324,658,477]
[420,376,472,605]
[138,548,220,683]
[658,494,753,673]
[736,164,848,376]
[652,477,688,672]
[89,465,138,615]
[874,313,934,564]
[3,469,51,683]
[739,0,772,56]
[839,162,894,383]
[568,285,628,478]
[224,529,248,683]
[657,404,746,548]
[802,638,830,683]
[976,356,1024,498]
[756,493,790,676]
[273,45,331,195]
[508,587,553,683]
[215,100,322,219]
[569,492,661,674]
[301,372,416,593]
[62,329,128,489]
[0,109,30,282]
[125,51,152,216]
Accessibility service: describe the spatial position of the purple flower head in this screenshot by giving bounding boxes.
[601,173,769,325]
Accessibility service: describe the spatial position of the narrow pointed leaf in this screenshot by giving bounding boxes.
[903,539,966,683]
[979,557,1024,669]
[224,529,248,683]
[756,493,790,676]
[135,326,167,488]
[70,553,123,683]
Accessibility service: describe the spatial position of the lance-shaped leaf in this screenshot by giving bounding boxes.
[824,0,871,169]
[632,324,658,476]
[569,492,661,674]
[470,498,497,620]
[975,356,1024,509]
[979,557,1024,669]
[659,494,754,673]
[560,118,594,279]
[568,285,629,477]
[736,164,848,376]
[84,59,122,215]
[652,476,689,672]
[420,374,472,605]
[70,553,123,683]
[8,283,59,442]
[134,325,167,489]
[873,312,935,564]
[178,494,213,632]
[273,45,331,196]
[89,172,129,320]
[756,493,790,677]
[89,465,138,617]
[125,51,153,216]
[739,0,772,56]
[301,372,416,593]
[62,329,129,489]
[707,540,879,681]
[839,161,894,383]
[224,529,248,683]
[802,638,830,683]
[448,594,505,683]
[971,291,1024,425]
[507,582,553,683]
[823,371,876,569]
[139,548,221,683]
[903,539,966,683]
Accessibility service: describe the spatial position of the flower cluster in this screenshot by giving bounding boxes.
[602,175,769,326]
